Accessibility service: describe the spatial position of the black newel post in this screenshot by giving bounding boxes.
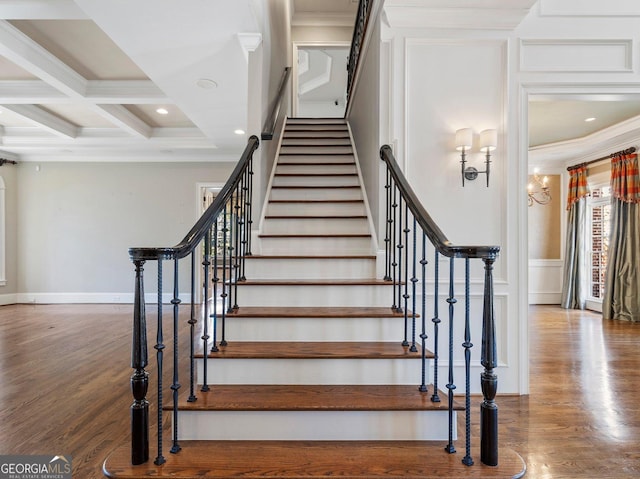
[131,260,149,465]
[480,256,498,466]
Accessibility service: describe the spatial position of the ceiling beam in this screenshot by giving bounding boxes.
[94,104,152,138]
[0,21,87,97]
[0,80,169,104]
[2,104,78,138]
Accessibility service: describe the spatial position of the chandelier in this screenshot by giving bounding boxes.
[528,170,551,206]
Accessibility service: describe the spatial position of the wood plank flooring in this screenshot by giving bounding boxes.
[1,304,639,478]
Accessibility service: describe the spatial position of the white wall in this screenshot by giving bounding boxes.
[13,161,234,303]
[0,167,18,304]
[378,0,640,394]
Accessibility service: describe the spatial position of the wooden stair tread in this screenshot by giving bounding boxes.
[268,199,363,203]
[228,306,404,318]
[197,341,430,359]
[271,185,360,189]
[274,173,358,176]
[172,385,455,411]
[103,441,526,479]
[244,255,376,260]
[277,162,354,165]
[264,215,367,219]
[259,233,370,238]
[237,279,391,285]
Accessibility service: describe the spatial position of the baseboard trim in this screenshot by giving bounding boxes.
[13,292,192,304]
[0,293,17,305]
[529,292,561,305]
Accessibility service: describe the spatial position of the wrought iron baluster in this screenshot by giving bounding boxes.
[391,181,398,310]
[220,203,229,346]
[396,195,404,316]
[232,187,241,310]
[384,168,392,281]
[402,203,410,346]
[170,258,182,454]
[246,158,254,256]
[239,168,249,281]
[227,193,236,313]
[419,232,428,392]
[481,256,498,466]
[187,252,197,402]
[409,215,418,352]
[445,257,456,454]
[201,233,211,392]
[431,250,441,403]
[211,223,219,353]
[462,258,473,466]
[154,259,165,465]
[131,260,149,465]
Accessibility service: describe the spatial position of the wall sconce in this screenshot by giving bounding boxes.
[528,168,551,206]
[455,128,497,187]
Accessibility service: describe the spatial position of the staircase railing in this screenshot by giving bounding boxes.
[128,136,259,465]
[262,67,291,141]
[380,145,501,467]
[346,0,374,106]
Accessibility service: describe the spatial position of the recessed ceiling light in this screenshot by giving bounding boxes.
[585,117,596,122]
[156,108,169,115]
[197,78,218,90]
[234,129,245,135]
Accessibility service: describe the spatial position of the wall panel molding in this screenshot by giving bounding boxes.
[520,39,633,73]
[539,0,640,17]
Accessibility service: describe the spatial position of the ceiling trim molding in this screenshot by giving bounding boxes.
[529,114,640,167]
[383,0,537,30]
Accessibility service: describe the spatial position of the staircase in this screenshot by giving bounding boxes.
[103,119,526,478]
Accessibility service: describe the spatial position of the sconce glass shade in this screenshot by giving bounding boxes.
[479,129,497,152]
[455,128,473,151]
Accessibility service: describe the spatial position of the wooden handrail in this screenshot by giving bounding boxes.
[379,145,499,259]
[129,135,260,262]
[261,67,291,140]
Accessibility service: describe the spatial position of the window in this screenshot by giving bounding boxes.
[587,185,611,301]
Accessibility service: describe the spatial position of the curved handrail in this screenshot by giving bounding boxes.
[129,135,260,261]
[380,145,499,259]
[261,67,291,140]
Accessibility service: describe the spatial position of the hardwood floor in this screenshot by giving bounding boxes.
[0,304,639,478]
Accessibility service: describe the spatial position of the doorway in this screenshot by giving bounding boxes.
[293,44,350,118]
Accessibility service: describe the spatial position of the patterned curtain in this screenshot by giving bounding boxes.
[603,152,640,321]
[561,166,589,309]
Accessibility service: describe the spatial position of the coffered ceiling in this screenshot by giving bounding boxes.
[0,1,639,165]
[0,0,262,163]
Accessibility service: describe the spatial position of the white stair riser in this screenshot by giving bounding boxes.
[262,218,369,235]
[284,132,350,139]
[216,316,406,341]
[197,358,427,385]
[260,236,372,255]
[177,410,453,441]
[244,257,375,279]
[270,188,362,201]
[280,146,353,155]
[276,154,354,164]
[276,164,356,175]
[282,138,352,146]
[285,124,347,130]
[236,284,392,307]
[287,119,346,125]
[272,175,360,187]
[266,202,366,216]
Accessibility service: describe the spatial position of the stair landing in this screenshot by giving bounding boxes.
[103,441,526,479]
